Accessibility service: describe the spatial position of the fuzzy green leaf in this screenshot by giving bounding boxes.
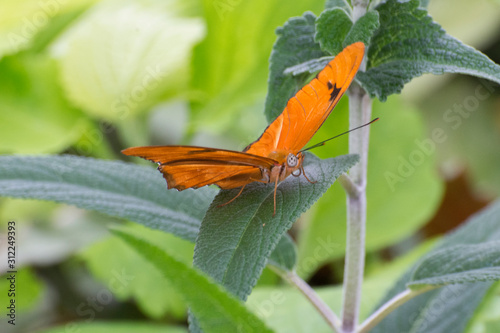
[283,10,379,78]
[315,8,353,55]
[113,228,273,333]
[193,153,359,301]
[268,234,297,272]
[357,0,500,100]
[264,12,327,122]
[343,10,380,47]
[0,154,304,273]
[0,155,215,242]
[325,0,352,12]
[371,200,500,333]
[408,242,500,289]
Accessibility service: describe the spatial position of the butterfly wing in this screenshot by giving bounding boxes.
[122,146,276,190]
[244,42,365,158]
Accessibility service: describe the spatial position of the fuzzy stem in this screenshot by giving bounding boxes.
[341,1,371,328]
[285,272,342,333]
[357,287,436,333]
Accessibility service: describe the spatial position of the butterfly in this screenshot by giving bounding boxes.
[122,42,365,215]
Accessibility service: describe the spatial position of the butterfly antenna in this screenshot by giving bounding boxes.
[301,118,379,152]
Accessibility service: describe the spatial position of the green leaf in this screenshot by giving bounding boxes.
[0,0,95,57]
[371,200,500,333]
[189,0,325,134]
[0,155,215,242]
[297,97,443,277]
[282,10,379,78]
[408,242,500,289]
[0,154,298,274]
[264,12,327,122]
[343,10,380,47]
[81,224,193,319]
[268,234,297,272]
[38,321,188,333]
[357,0,500,101]
[0,55,87,154]
[315,8,353,55]
[54,0,205,121]
[113,228,273,333]
[247,238,438,333]
[325,0,352,13]
[193,153,359,301]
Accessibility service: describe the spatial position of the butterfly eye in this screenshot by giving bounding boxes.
[287,153,298,167]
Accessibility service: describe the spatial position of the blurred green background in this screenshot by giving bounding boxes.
[0,0,499,332]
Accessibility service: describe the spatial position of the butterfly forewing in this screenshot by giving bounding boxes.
[244,42,365,158]
[122,146,276,190]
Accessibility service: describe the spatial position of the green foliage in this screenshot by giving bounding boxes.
[81,224,193,319]
[264,12,327,122]
[0,55,87,154]
[189,0,324,134]
[55,0,205,121]
[297,98,443,277]
[315,9,353,55]
[357,0,500,100]
[39,321,188,333]
[408,242,500,289]
[0,155,214,241]
[1,0,500,332]
[372,200,500,332]
[193,154,358,300]
[113,227,273,333]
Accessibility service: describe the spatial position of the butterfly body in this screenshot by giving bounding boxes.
[122,42,365,214]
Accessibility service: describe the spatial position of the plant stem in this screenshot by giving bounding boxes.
[285,272,342,333]
[341,1,371,328]
[357,287,436,333]
[342,81,372,333]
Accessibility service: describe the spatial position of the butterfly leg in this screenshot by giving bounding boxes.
[301,166,317,184]
[219,185,246,208]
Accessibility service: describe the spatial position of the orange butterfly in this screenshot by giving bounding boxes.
[122,42,365,215]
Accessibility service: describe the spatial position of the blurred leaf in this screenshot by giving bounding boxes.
[408,241,500,289]
[418,77,500,196]
[315,8,352,55]
[0,0,95,58]
[372,200,500,333]
[38,321,187,333]
[264,12,327,123]
[268,234,297,272]
[467,282,500,333]
[81,224,193,319]
[357,0,500,101]
[0,55,88,154]
[189,0,324,134]
[53,0,204,121]
[113,228,273,333]
[297,97,443,277]
[193,154,358,300]
[0,155,215,242]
